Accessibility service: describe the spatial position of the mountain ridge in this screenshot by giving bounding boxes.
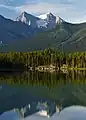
[0,12,86,52]
[0,12,65,44]
[16,11,58,29]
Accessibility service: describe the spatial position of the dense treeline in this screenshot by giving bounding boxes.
[0,48,86,69]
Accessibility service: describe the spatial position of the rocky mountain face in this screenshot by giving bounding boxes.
[37,12,57,29]
[0,12,61,44]
[16,12,40,28]
[16,12,57,29]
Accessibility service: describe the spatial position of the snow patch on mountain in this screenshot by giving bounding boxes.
[37,12,51,19]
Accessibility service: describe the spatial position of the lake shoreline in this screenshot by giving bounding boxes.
[0,64,86,72]
[0,66,86,72]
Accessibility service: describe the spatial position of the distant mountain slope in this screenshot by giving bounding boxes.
[1,21,86,52]
[63,28,86,51]
[0,14,45,44]
[0,15,32,43]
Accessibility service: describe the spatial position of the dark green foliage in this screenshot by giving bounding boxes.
[0,49,86,69]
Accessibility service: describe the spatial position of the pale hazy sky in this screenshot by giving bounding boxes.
[0,0,86,23]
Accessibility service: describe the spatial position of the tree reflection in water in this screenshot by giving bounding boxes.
[0,70,86,119]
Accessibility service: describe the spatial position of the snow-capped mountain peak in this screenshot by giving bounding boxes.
[16,11,40,28]
[37,12,56,29]
[16,12,64,29]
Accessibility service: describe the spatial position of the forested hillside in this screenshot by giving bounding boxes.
[1,22,86,52]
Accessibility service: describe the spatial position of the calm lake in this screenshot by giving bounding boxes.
[0,70,86,120]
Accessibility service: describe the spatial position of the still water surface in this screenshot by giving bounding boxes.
[0,70,86,120]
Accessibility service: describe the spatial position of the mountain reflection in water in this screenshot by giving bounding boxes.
[0,70,86,119]
[0,106,86,120]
